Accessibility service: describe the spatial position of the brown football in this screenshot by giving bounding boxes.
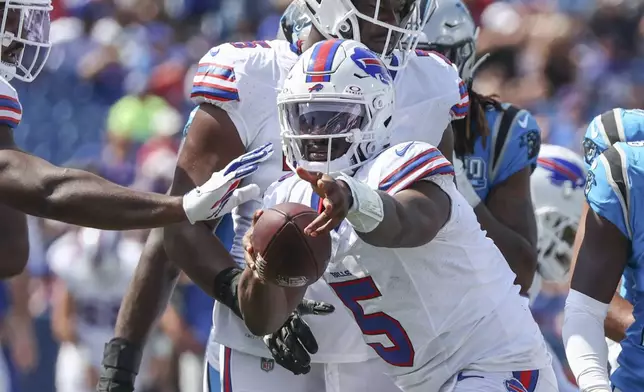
[250,202,332,287]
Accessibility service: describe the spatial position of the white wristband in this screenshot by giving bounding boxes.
[335,174,384,233]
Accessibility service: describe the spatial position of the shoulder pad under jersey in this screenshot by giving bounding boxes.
[489,104,541,184]
[585,142,633,239]
[0,77,22,129]
[412,50,469,120]
[582,108,644,169]
[191,39,289,106]
[363,141,454,195]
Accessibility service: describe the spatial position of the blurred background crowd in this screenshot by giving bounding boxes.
[4,0,643,390]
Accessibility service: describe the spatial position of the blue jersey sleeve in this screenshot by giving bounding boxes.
[491,109,541,186]
[581,108,644,169]
[582,110,617,169]
[585,144,631,239]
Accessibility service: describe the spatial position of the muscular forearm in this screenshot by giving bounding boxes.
[474,203,537,293]
[114,229,180,345]
[605,293,634,342]
[0,203,28,278]
[354,181,446,248]
[238,268,301,336]
[0,151,186,229]
[356,191,430,247]
[163,221,238,299]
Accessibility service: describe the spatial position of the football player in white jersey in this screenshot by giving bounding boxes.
[48,227,156,392]
[0,0,264,279]
[530,144,586,392]
[97,0,472,390]
[239,39,556,392]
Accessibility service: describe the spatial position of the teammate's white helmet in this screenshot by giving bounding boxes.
[278,39,395,174]
[418,0,484,83]
[531,144,587,283]
[277,0,312,44]
[302,0,436,70]
[0,0,51,82]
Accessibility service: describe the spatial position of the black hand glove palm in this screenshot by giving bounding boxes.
[263,299,335,375]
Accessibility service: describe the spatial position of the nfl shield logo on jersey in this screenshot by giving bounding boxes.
[504,378,528,392]
[260,357,275,372]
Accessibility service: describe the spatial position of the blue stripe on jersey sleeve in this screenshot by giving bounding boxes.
[196,64,235,81]
[190,86,239,102]
[0,95,21,112]
[379,148,449,192]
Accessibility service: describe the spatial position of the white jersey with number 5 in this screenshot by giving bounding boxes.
[262,142,551,391]
[192,39,468,364]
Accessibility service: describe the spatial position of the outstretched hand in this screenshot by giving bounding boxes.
[296,167,352,237]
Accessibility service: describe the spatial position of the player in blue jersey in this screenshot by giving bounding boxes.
[574,108,643,347]
[563,141,644,392]
[419,0,540,294]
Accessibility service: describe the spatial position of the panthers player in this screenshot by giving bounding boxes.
[577,108,642,346]
[0,0,265,279]
[98,0,472,390]
[240,39,556,392]
[562,140,644,391]
[531,144,586,392]
[420,0,540,294]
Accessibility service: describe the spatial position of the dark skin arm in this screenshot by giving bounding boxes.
[569,205,629,307]
[300,168,452,248]
[569,202,633,341]
[0,202,28,278]
[113,227,180,345]
[239,170,452,334]
[477,167,538,294]
[437,124,454,163]
[163,103,244,296]
[0,127,188,230]
[112,104,243,348]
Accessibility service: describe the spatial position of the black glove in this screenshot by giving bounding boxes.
[263,299,334,375]
[96,338,142,392]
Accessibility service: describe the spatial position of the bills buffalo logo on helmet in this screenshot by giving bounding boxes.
[350,47,392,85]
[537,157,586,190]
[308,83,324,92]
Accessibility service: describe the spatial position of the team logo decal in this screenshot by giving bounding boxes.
[537,157,586,190]
[521,129,541,160]
[308,83,324,92]
[504,378,528,392]
[350,47,392,85]
[582,138,600,166]
[585,170,596,197]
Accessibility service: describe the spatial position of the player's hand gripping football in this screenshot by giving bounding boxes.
[244,210,335,375]
[182,143,274,224]
[296,167,353,237]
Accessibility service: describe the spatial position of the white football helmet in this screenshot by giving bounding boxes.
[277,0,312,44]
[418,0,486,83]
[278,39,395,174]
[302,0,436,70]
[0,0,51,82]
[531,144,587,283]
